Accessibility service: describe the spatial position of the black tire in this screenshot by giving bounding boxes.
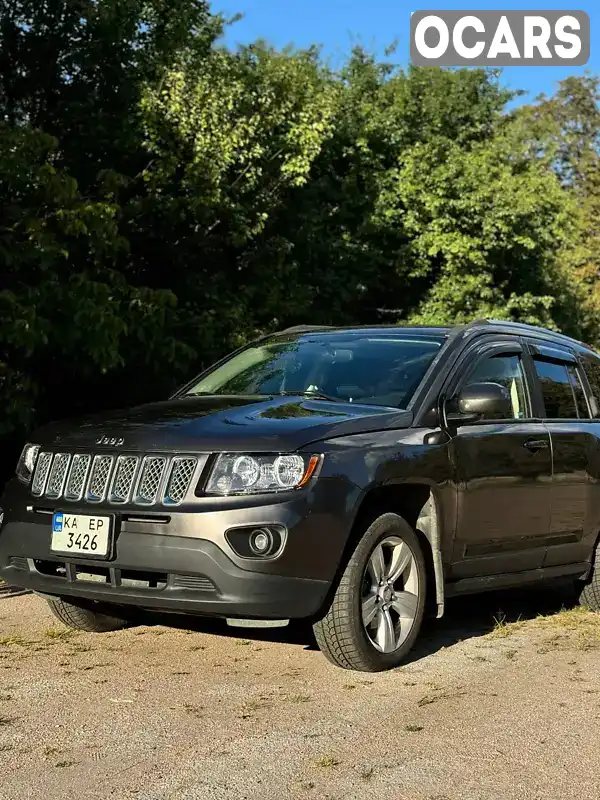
[313,513,427,672]
[579,545,600,611]
[46,597,129,633]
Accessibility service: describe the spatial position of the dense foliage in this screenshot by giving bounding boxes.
[0,0,599,475]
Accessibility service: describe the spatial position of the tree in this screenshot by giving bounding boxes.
[516,75,600,343]
[0,1,596,488]
[0,122,188,435]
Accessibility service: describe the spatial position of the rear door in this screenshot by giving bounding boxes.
[526,340,600,568]
[445,338,553,578]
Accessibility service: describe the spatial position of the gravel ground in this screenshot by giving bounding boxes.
[1,584,600,800]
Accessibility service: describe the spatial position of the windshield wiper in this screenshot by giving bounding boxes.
[272,390,344,403]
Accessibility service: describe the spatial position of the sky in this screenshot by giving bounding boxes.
[216,0,599,105]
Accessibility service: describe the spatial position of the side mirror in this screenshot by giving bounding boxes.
[455,382,512,421]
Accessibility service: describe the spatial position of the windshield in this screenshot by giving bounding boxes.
[185,334,444,408]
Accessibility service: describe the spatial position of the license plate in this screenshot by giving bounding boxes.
[51,513,112,558]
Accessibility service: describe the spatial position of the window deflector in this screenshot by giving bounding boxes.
[528,343,577,364]
[443,340,529,424]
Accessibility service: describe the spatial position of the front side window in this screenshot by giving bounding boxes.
[184,334,444,408]
[533,358,581,419]
[460,353,528,420]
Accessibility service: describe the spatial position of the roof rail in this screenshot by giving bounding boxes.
[464,318,590,350]
[465,318,491,328]
[278,325,333,334]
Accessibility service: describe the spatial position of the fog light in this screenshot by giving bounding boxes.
[249,528,273,556]
[225,525,286,559]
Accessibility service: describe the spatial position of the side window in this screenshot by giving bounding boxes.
[581,356,600,417]
[567,364,590,418]
[460,353,528,420]
[533,358,582,419]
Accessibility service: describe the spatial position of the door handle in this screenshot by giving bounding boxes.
[523,439,549,452]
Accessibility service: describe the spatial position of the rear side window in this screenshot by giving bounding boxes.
[581,356,600,417]
[533,358,587,419]
[566,364,590,418]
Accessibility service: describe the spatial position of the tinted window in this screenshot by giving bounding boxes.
[461,354,528,419]
[581,356,600,417]
[534,359,578,419]
[186,335,443,408]
[567,364,589,418]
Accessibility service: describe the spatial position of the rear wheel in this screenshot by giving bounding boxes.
[579,544,600,611]
[46,597,129,633]
[313,513,426,671]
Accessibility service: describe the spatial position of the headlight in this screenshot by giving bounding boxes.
[206,453,321,496]
[16,443,40,484]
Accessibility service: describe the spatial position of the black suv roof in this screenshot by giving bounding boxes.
[275,320,595,356]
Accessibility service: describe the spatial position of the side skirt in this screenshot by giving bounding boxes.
[445,562,590,597]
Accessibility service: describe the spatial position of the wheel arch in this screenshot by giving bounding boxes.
[337,482,445,619]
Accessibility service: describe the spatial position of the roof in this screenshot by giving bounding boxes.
[274,320,597,355]
[463,318,594,353]
[276,324,452,337]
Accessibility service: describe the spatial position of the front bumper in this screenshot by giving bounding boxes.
[0,474,361,619]
[0,525,329,618]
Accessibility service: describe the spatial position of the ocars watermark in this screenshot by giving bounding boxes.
[410,10,590,66]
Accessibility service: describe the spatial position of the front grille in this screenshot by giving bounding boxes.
[171,574,216,592]
[46,454,71,499]
[30,449,200,508]
[31,560,170,591]
[65,454,91,501]
[87,455,114,502]
[8,556,29,571]
[109,456,139,503]
[164,457,197,505]
[31,452,53,497]
[135,456,167,505]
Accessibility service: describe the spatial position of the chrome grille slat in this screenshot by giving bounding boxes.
[86,455,114,502]
[65,454,91,501]
[135,456,167,506]
[31,450,200,507]
[164,457,197,505]
[31,452,53,497]
[109,456,139,504]
[46,453,71,499]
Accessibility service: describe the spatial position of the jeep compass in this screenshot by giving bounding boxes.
[2,319,600,672]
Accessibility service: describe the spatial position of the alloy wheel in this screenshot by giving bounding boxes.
[361,535,420,654]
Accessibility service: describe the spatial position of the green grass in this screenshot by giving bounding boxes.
[315,755,339,768]
[0,635,35,647]
[44,628,77,641]
[286,694,312,703]
[488,612,526,638]
[537,607,600,645]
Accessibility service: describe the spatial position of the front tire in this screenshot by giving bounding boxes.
[313,513,427,671]
[46,597,129,633]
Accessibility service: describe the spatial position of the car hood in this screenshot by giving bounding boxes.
[34,395,413,453]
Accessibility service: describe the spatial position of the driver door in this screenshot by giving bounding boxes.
[446,339,553,579]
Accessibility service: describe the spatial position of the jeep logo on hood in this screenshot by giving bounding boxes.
[96,436,125,447]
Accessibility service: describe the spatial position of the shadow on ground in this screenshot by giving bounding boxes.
[0,583,31,600]
[137,579,580,663]
[407,579,577,664]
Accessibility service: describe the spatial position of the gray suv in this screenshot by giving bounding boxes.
[2,319,600,672]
